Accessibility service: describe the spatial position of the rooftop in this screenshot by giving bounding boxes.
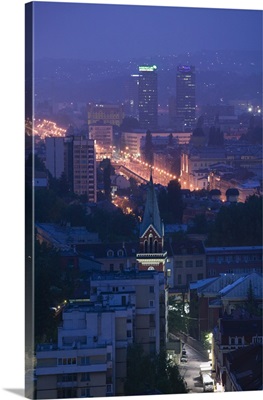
[226,344,262,391]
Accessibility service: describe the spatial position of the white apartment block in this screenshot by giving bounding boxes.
[90,271,168,356]
[35,271,169,398]
[36,303,133,398]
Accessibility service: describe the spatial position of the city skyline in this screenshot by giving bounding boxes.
[33,1,262,61]
[1,1,263,399]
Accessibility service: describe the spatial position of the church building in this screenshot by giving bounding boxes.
[136,173,167,272]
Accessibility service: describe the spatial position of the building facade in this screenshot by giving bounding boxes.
[127,74,140,118]
[72,136,97,202]
[35,269,169,398]
[176,65,196,131]
[36,303,130,398]
[87,102,125,127]
[212,312,262,390]
[88,124,113,159]
[138,65,158,130]
[45,137,65,179]
[122,130,191,158]
[205,246,263,277]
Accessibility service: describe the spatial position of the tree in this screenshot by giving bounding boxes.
[34,188,67,223]
[34,240,80,343]
[86,207,138,242]
[100,158,113,201]
[100,158,114,201]
[124,344,188,395]
[158,180,184,224]
[120,116,140,131]
[34,241,62,342]
[167,179,184,223]
[192,115,205,137]
[168,133,174,147]
[245,280,261,316]
[206,195,262,246]
[144,129,154,166]
[63,203,87,226]
[168,300,188,334]
[187,213,209,234]
[170,148,181,177]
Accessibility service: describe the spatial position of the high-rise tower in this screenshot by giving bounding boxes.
[127,74,140,118]
[138,65,158,130]
[176,65,196,131]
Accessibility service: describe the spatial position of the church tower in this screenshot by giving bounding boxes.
[136,173,167,271]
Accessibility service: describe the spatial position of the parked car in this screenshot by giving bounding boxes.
[180,356,188,363]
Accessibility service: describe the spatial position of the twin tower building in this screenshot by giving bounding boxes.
[130,64,196,131]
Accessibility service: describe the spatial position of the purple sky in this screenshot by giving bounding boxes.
[33,1,262,61]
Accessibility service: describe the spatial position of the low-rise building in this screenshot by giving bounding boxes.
[189,272,263,340]
[76,242,138,272]
[166,238,206,293]
[205,246,263,277]
[36,223,100,250]
[212,311,262,390]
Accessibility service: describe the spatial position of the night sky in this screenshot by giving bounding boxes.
[33,0,263,61]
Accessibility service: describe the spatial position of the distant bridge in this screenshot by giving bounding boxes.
[113,163,148,184]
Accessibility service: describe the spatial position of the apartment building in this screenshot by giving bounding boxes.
[205,246,263,277]
[166,238,206,292]
[72,136,97,202]
[36,302,133,398]
[212,311,262,390]
[35,269,169,398]
[90,270,168,358]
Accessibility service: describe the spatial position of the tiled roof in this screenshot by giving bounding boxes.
[166,238,205,256]
[76,242,139,259]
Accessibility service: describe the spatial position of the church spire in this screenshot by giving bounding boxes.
[137,172,167,272]
[140,172,163,237]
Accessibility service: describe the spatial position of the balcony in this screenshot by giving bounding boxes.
[36,362,107,376]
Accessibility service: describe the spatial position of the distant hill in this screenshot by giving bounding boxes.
[33,49,262,106]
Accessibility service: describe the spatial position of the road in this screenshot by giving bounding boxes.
[178,343,210,394]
